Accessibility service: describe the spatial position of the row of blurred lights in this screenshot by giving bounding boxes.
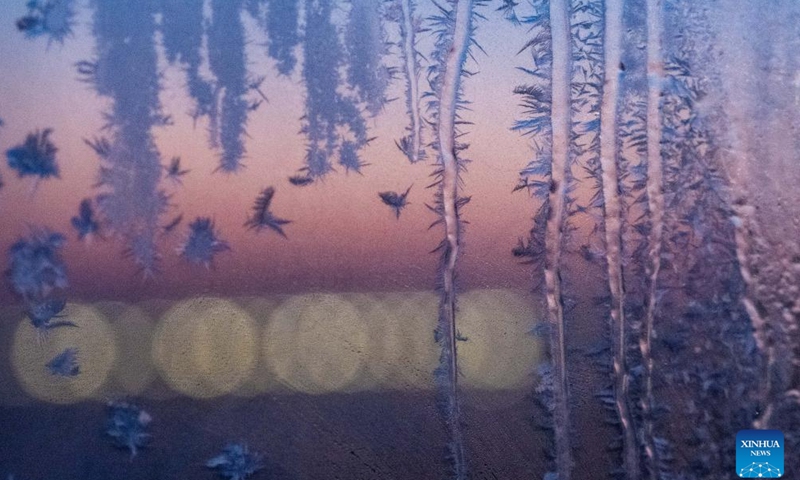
[3,290,541,405]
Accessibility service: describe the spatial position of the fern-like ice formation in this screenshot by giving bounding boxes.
[246,0,301,76]
[345,0,394,117]
[598,0,638,477]
[569,0,603,233]
[208,0,252,172]
[544,0,573,477]
[161,0,216,125]
[640,0,665,477]
[388,0,425,163]
[297,0,369,180]
[646,3,760,475]
[82,0,170,277]
[509,1,574,477]
[426,0,485,477]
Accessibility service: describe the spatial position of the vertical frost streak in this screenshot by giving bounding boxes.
[436,0,473,477]
[600,0,638,477]
[88,0,168,276]
[641,0,664,476]
[547,0,572,478]
[713,0,780,432]
[399,0,423,162]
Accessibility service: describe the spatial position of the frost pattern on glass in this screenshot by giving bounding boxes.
[297,0,368,180]
[82,0,169,277]
[0,0,798,478]
[388,0,426,163]
[247,0,300,76]
[16,0,76,45]
[344,0,394,117]
[161,0,216,125]
[426,0,486,477]
[6,229,67,302]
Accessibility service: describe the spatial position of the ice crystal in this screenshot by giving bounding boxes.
[207,443,263,480]
[6,229,67,301]
[378,185,412,218]
[47,347,79,377]
[178,217,230,267]
[16,0,77,45]
[106,401,152,460]
[162,214,183,234]
[71,199,100,241]
[26,298,75,336]
[163,156,189,185]
[6,128,60,181]
[288,174,313,187]
[244,187,291,237]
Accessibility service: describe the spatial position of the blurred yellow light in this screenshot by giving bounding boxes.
[234,296,281,396]
[456,289,542,391]
[11,303,116,404]
[366,291,439,390]
[108,303,157,395]
[153,297,257,398]
[264,294,367,394]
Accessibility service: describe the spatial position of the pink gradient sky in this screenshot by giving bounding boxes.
[0,1,551,302]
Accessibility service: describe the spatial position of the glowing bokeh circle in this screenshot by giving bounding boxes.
[12,303,116,404]
[153,297,257,398]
